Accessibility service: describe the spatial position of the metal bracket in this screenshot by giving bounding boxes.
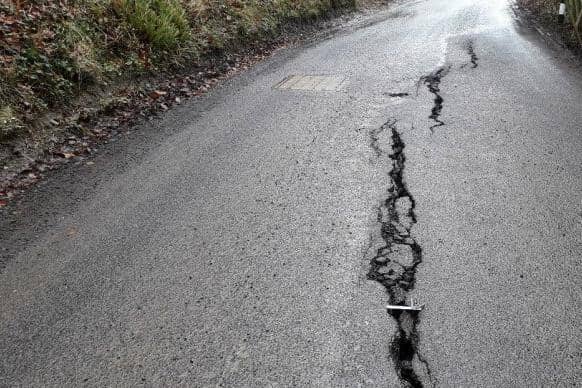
[387,298,425,312]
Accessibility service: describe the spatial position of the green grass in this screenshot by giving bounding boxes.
[113,0,191,50]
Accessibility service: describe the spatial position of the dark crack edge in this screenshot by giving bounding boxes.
[461,40,479,69]
[368,120,435,388]
[419,66,450,133]
[386,92,410,98]
[466,41,478,68]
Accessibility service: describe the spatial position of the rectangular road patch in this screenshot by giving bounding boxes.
[275,75,347,91]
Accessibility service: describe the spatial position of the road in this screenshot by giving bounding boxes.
[1,0,582,386]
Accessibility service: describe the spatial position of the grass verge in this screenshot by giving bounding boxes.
[1,0,357,140]
[0,0,386,203]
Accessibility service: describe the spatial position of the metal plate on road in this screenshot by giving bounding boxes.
[275,75,347,91]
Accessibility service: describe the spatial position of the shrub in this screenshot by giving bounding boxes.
[15,47,76,107]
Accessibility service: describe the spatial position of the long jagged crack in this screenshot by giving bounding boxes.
[421,66,450,133]
[368,120,434,388]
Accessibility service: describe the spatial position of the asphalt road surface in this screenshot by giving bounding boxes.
[1,0,582,386]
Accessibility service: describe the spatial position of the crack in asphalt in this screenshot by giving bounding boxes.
[369,123,388,158]
[420,66,450,133]
[460,40,478,69]
[368,120,434,388]
[466,41,478,68]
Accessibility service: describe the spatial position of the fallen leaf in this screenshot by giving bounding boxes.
[66,226,78,237]
[55,152,76,159]
[149,90,167,100]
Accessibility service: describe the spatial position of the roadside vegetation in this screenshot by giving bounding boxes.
[517,0,582,47]
[0,0,358,143]
[566,0,582,42]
